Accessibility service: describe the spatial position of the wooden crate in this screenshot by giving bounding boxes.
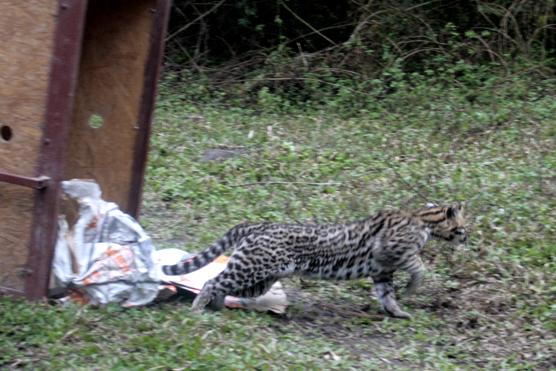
[0,0,171,299]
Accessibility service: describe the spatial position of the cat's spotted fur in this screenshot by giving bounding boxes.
[163,203,467,318]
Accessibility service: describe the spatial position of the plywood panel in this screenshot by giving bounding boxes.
[0,0,58,175]
[0,185,35,294]
[0,0,58,294]
[65,0,156,213]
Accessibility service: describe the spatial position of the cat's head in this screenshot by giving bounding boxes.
[418,202,468,244]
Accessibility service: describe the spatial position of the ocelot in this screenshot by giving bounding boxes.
[162,203,468,318]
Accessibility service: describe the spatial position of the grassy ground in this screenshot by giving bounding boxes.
[1,70,555,369]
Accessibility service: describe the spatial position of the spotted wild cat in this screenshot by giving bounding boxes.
[162,203,468,318]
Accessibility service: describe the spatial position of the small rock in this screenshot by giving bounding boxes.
[323,351,341,361]
[200,148,249,162]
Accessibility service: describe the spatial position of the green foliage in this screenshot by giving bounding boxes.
[162,56,555,120]
[0,299,349,369]
[166,0,555,107]
[167,0,555,65]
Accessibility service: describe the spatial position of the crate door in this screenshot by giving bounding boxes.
[0,0,86,298]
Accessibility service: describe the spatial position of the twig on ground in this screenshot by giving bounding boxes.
[229,181,343,188]
[384,161,430,203]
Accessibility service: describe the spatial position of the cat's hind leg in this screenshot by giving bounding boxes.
[192,279,223,311]
[191,249,275,311]
[234,277,278,298]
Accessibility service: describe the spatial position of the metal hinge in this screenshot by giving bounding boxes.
[0,172,51,190]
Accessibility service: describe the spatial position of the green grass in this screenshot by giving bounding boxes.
[1,69,555,369]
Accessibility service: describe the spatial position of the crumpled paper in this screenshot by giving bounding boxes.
[51,179,159,307]
[155,248,288,314]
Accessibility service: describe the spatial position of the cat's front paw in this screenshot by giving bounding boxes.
[381,306,412,319]
[383,309,412,319]
[391,310,412,319]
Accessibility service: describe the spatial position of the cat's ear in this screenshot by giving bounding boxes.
[447,202,465,218]
[458,201,466,216]
[425,202,438,209]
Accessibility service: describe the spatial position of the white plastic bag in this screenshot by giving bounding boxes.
[51,179,159,307]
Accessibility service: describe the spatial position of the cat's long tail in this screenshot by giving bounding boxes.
[161,222,258,275]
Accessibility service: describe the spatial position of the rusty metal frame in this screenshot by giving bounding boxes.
[0,172,50,190]
[128,0,172,219]
[24,0,88,300]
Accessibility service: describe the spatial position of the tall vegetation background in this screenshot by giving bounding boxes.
[163,0,555,110]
